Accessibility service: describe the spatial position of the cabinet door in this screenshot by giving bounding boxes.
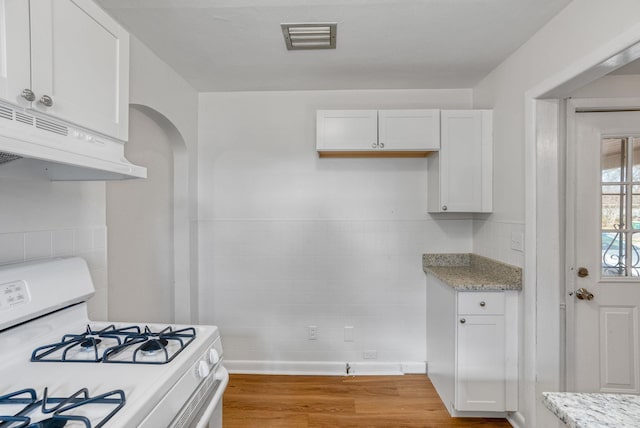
[316,110,378,151]
[30,0,129,140]
[456,315,505,412]
[439,110,492,212]
[378,109,439,150]
[0,0,31,107]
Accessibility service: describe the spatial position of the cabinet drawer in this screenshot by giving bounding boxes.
[458,292,504,315]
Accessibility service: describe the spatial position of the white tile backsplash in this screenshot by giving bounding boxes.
[473,218,524,267]
[52,229,74,256]
[74,228,94,253]
[0,233,24,264]
[24,231,52,260]
[0,227,107,265]
[0,228,108,311]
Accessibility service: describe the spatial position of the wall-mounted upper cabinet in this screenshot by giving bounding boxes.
[316,109,440,157]
[427,110,492,213]
[0,0,130,141]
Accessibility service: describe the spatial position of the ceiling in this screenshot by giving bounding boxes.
[97,0,573,92]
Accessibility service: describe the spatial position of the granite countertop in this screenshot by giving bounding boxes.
[422,253,522,291]
[543,392,640,428]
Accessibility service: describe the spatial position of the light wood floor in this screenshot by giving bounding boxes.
[223,374,512,427]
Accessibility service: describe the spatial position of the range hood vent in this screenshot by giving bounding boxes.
[0,152,21,165]
[281,23,337,50]
[0,101,145,181]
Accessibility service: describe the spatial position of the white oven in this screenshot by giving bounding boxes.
[0,256,228,427]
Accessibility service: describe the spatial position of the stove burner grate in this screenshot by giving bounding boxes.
[102,326,197,364]
[31,325,197,365]
[30,325,135,363]
[0,387,125,428]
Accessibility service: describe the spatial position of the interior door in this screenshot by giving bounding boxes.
[571,110,640,393]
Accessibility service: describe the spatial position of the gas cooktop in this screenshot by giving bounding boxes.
[31,324,197,364]
[0,387,125,428]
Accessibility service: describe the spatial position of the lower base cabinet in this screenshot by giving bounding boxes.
[426,275,518,416]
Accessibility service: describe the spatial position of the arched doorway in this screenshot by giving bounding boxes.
[106,105,189,323]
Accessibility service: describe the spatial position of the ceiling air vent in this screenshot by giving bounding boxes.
[281,23,337,50]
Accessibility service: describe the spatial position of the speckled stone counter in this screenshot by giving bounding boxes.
[543,392,640,428]
[422,253,522,291]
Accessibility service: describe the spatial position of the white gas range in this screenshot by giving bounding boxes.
[0,257,228,427]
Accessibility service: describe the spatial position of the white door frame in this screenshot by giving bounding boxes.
[564,98,640,392]
[525,29,640,426]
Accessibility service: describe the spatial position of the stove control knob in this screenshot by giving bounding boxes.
[209,348,220,365]
[197,360,210,378]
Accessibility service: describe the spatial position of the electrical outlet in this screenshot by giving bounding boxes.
[363,350,377,359]
[344,326,354,342]
[308,325,317,340]
[511,232,524,252]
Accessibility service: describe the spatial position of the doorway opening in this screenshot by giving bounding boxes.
[528,35,640,426]
[106,105,190,324]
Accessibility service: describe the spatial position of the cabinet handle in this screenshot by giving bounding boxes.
[379,142,385,148]
[372,142,378,148]
[480,301,486,307]
[459,318,466,324]
[442,205,448,211]
[21,89,35,102]
[39,95,53,107]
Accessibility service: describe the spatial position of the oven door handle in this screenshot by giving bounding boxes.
[195,365,229,428]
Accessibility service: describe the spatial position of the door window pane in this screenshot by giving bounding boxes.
[633,185,640,230]
[602,232,626,277]
[632,138,640,182]
[602,185,626,230]
[632,233,640,277]
[602,138,626,183]
[600,136,639,278]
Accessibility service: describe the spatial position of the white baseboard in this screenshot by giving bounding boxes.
[225,360,427,376]
[507,411,525,428]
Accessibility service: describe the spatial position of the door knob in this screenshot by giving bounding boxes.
[577,267,589,277]
[576,288,594,300]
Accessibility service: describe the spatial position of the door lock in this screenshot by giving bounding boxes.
[577,267,589,278]
[575,287,594,301]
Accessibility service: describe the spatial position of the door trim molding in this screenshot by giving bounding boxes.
[525,24,640,426]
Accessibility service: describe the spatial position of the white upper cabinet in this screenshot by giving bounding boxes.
[0,0,129,141]
[316,110,378,152]
[0,0,31,105]
[316,109,440,156]
[378,109,440,150]
[428,110,492,213]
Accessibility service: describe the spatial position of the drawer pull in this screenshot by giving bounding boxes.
[460,318,466,324]
[479,301,486,307]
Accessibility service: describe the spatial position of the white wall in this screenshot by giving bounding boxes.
[472,1,640,426]
[0,163,107,319]
[198,89,473,371]
[107,107,175,323]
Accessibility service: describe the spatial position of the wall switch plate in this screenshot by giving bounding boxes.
[511,231,524,252]
[344,326,354,342]
[363,350,377,359]
[308,325,317,340]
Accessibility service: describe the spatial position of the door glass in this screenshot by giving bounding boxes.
[601,185,625,230]
[601,137,640,277]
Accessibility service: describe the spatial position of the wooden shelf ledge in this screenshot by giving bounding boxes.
[318,150,436,158]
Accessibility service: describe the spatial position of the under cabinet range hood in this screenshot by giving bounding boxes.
[0,102,146,181]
